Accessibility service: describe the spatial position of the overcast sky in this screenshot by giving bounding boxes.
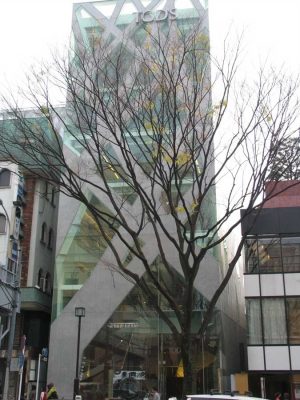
[0,0,300,98]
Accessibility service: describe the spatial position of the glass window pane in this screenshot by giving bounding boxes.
[262,299,287,344]
[287,298,300,344]
[245,239,282,273]
[281,237,300,272]
[52,194,120,320]
[245,240,259,273]
[94,1,116,18]
[258,238,282,273]
[246,299,262,344]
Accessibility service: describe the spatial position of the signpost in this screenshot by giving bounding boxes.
[17,334,26,400]
[35,348,48,400]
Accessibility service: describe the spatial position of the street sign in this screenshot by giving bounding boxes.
[18,353,24,370]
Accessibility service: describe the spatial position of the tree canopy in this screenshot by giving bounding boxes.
[0,22,299,394]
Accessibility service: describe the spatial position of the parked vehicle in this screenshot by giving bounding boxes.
[184,394,269,400]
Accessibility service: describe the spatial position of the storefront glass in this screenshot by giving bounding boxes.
[79,264,221,400]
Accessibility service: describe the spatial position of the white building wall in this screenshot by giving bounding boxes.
[0,163,19,266]
[0,162,22,311]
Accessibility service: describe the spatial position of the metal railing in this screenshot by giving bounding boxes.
[0,260,17,286]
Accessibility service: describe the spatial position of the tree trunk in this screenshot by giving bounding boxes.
[181,333,193,398]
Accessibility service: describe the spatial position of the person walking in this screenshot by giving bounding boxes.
[29,385,36,400]
[47,383,58,399]
[40,386,48,400]
[150,387,160,400]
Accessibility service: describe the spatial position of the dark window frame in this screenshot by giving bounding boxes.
[0,214,6,234]
[41,222,47,244]
[245,235,300,274]
[37,269,43,288]
[48,228,53,250]
[0,169,11,187]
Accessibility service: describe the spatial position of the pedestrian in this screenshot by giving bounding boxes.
[47,383,58,399]
[40,386,48,400]
[29,385,36,400]
[150,387,160,400]
[275,393,282,400]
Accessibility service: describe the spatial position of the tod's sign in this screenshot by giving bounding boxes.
[134,9,176,24]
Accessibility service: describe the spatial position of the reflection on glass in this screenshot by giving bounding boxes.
[257,239,281,273]
[52,194,120,320]
[79,262,220,399]
[281,237,300,272]
[287,298,300,344]
[245,239,282,273]
[246,237,300,274]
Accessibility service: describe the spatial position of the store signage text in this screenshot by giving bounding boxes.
[134,9,176,24]
[108,322,139,329]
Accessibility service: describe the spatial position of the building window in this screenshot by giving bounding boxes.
[0,214,6,234]
[281,237,300,272]
[0,169,11,187]
[247,298,288,345]
[64,271,79,285]
[262,298,287,344]
[37,269,43,288]
[51,187,56,206]
[41,223,47,243]
[246,237,300,274]
[45,272,51,294]
[246,299,263,345]
[287,298,300,344]
[48,228,53,250]
[42,181,49,200]
[245,238,282,273]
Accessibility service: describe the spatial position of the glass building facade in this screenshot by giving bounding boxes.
[245,236,300,346]
[242,200,300,397]
[47,2,244,399]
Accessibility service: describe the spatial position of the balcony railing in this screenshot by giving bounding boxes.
[0,259,17,286]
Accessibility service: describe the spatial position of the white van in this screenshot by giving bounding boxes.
[185,395,269,400]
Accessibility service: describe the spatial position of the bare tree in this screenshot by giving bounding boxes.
[0,23,299,394]
[269,133,300,180]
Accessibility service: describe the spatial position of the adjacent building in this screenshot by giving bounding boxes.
[0,155,58,399]
[242,181,300,399]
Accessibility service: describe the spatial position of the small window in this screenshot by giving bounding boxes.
[0,214,6,234]
[45,272,51,294]
[41,222,47,243]
[37,269,43,288]
[15,207,21,219]
[43,181,48,200]
[51,187,56,206]
[0,169,11,187]
[48,228,53,249]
